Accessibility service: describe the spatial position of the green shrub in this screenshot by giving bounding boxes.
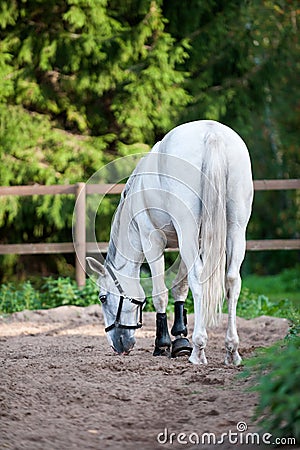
[40,277,100,308]
[226,287,292,320]
[285,309,300,341]
[80,279,100,306]
[40,277,78,309]
[0,281,41,313]
[0,272,298,320]
[242,335,300,444]
[0,277,100,314]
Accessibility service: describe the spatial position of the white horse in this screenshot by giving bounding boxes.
[87,120,253,365]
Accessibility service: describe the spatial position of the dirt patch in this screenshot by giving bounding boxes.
[0,306,289,449]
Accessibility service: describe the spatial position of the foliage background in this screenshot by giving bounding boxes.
[0,0,299,280]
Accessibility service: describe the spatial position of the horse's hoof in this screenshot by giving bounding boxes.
[153,346,171,357]
[171,337,192,358]
[224,351,242,366]
[189,348,207,365]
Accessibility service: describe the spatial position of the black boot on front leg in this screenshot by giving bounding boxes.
[171,301,188,336]
[153,313,172,356]
[171,301,192,358]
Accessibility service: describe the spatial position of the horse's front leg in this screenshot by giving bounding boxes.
[153,312,171,356]
[148,256,172,356]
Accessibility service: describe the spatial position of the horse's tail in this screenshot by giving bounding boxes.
[200,131,227,328]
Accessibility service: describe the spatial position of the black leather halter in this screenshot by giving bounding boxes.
[100,264,146,333]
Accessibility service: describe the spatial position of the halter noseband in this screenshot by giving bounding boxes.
[101,264,146,333]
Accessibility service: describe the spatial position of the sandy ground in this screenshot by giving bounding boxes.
[0,306,291,450]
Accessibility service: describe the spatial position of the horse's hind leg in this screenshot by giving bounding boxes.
[225,224,247,366]
[170,260,192,357]
[178,246,208,364]
[174,223,208,364]
[187,256,208,365]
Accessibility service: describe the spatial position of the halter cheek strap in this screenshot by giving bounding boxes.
[102,265,146,333]
[104,296,146,333]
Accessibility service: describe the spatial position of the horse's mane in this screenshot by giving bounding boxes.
[106,144,160,268]
[106,161,142,267]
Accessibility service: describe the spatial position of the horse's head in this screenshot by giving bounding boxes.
[86,257,145,355]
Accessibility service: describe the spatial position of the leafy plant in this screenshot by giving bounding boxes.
[0,281,41,313]
[80,279,100,306]
[41,277,80,309]
[0,277,100,314]
[285,309,300,341]
[242,335,300,444]
[1,273,298,320]
[228,288,292,320]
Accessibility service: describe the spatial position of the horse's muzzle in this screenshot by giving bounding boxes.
[110,329,136,355]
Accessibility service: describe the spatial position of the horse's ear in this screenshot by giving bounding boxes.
[86,257,106,277]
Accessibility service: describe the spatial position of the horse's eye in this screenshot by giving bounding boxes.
[99,295,107,304]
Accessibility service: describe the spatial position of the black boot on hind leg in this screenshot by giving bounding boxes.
[171,301,192,358]
[153,313,172,356]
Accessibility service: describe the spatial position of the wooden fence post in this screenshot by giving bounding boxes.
[75,182,86,287]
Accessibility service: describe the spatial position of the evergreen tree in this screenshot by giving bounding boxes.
[163,0,300,273]
[163,0,300,178]
[0,0,189,278]
[0,0,299,278]
[0,0,189,148]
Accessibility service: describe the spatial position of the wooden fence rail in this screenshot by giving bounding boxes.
[0,179,299,286]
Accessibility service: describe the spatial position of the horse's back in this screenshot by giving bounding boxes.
[125,120,253,242]
[158,120,250,169]
[156,120,252,197]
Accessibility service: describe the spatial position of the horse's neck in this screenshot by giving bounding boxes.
[106,241,140,277]
[106,246,143,299]
[106,206,144,299]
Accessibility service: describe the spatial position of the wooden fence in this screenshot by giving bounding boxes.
[0,179,299,286]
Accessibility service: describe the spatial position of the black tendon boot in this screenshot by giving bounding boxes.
[171,302,192,358]
[171,301,188,336]
[153,313,172,356]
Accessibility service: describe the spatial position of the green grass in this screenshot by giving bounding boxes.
[242,265,300,308]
